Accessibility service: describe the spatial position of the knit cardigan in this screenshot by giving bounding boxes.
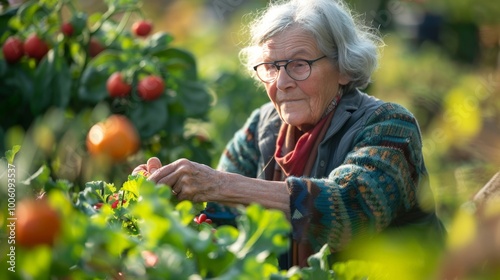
[210,89,444,256]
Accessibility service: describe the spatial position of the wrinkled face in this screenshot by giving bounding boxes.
[259,26,349,131]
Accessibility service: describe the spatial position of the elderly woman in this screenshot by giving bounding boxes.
[134,0,445,268]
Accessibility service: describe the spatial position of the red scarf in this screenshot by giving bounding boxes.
[274,93,341,178]
[274,114,331,177]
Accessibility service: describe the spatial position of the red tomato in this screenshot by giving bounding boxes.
[86,115,140,162]
[137,75,165,101]
[16,199,61,248]
[89,38,105,57]
[24,34,49,61]
[107,72,132,98]
[132,20,153,37]
[2,36,24,64]
[111,200,120,209]
[61,22,74,37]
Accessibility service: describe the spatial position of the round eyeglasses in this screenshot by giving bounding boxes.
[253,55,327,83]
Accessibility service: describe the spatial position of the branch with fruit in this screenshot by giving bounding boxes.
[0,0,213,187]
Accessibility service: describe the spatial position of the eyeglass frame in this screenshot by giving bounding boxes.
[252,55,328,83]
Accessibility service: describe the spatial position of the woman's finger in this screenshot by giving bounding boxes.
[131,164,148,176]
[146,157,162,174]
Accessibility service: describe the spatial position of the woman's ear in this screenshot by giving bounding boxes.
[338,72,350,85]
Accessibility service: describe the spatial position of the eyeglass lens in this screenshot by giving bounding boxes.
[256,60,311,82]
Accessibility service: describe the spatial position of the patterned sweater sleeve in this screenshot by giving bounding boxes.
[286,103,427,252]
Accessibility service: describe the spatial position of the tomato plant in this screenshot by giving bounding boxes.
[0,0,213,187]
[0,143,295,279]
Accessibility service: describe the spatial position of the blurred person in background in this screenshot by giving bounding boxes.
[133,0,446,269]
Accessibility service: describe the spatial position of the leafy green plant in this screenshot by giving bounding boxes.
[0,144,293,279]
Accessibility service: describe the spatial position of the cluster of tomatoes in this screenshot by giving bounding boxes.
[93,193,127,210]
[193,213,212,224]
[2,34,49,63]
[2,20,154,64]
[2,22,103,64]
[107,72,165,101]
[105,20,165,102]
[1,18,158,101]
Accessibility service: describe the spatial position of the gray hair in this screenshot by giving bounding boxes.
[240,0,384,91]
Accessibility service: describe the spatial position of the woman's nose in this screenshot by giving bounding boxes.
[275,68,295,90]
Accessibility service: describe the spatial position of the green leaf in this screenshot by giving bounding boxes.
[31,50,72,115]
[229,204,290,259]
[175,200,196,225]
[154,47,197,80]
[78,65,108,102]
[300,244,335,280]
[71,12,88,35]
[4,145,20,164]
[128,96,168,139]
[18,1,43,24]
[122,176,140,198]
[0,6,17,38]
[0,61,35,99]
[144,32,174,55]
[215,225,240,246]
[177,80,213,118]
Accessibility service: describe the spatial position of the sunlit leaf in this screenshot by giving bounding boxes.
[122,177,140,198]
[5,145,20,164]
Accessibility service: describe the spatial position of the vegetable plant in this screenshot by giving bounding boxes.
[0,0,214,187]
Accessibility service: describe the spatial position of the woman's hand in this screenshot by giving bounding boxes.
[133,158,290,214]
[132,157,162,177]
[147,158,222,203]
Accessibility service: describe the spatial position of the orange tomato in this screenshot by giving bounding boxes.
[16,199,61,248]
[86,115,140,162]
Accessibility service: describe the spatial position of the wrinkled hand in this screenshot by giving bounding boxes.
[147,158,221,203]
[132,157,162,177]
